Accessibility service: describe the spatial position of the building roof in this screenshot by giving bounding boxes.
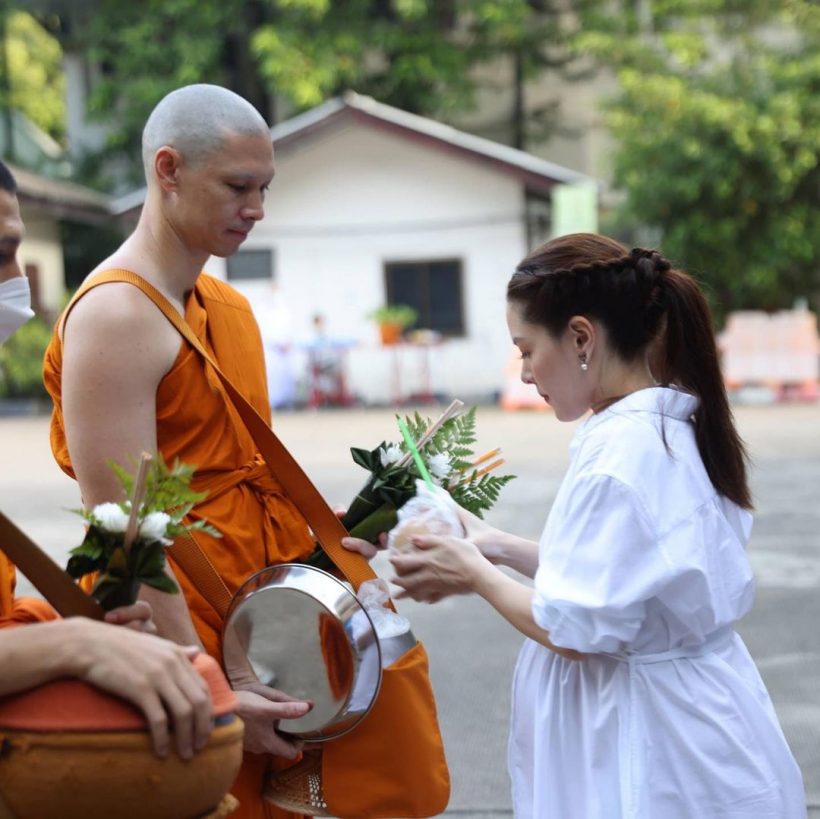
[270,92,596,194]
[113,92,597,216]
[9,161,112,223]
[0,111,71,178]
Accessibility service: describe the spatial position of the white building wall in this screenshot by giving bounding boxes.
[17,207,65,315]
[226,122,530,404]
[63,54,111,157]
[453,56,618,194]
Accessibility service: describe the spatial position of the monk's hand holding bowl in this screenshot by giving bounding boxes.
[231,682,311,758]
[224,640,311,759]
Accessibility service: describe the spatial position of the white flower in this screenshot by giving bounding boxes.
[427,453,452,481]
[139,511,172,544]
[91,502,130,533]
[379,444,403,468]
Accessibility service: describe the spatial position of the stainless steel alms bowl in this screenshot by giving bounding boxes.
[223,564,382,740]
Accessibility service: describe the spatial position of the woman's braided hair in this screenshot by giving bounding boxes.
[510,237,671,361]
[507,233,751,509]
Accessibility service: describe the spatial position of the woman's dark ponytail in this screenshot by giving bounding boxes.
[507,232,752,509]
[655,269,752,509]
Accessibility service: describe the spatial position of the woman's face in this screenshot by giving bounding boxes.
[506,301,594,422]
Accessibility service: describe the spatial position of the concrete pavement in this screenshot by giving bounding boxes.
[0,403,818,816]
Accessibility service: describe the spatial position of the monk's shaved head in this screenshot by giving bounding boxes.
[142,84,270,179]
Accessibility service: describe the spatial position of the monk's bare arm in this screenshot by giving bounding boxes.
[61,284,200,646]
[0,618,212,758]
[62,284,173,501]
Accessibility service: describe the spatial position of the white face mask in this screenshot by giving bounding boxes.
[0,276,35,343]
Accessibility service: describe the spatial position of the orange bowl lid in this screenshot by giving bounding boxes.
[0,651,237,732]
[192,652,237,717]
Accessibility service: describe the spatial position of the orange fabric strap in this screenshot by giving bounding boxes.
[173,530,234,622]
[70,271,377,616]
[0,511,104,620]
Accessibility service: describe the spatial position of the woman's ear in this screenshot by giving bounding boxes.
[567,315,596,357]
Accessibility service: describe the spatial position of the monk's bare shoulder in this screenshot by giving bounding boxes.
[62,280,181,385]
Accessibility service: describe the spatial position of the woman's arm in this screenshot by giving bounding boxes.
[343,506,542,579]
[390,535,582,660]
[455,506,540,578]
[477,530,540,578]
[472,563,582,659]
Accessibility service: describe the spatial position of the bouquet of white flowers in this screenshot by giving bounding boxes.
[66,455,219,611]
[307,401,514,569]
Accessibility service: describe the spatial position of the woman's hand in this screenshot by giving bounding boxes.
[389,534,491,603]
[454,507,507,565]
[453,507,540,578]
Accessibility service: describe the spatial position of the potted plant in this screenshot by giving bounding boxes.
[367,304,418,345]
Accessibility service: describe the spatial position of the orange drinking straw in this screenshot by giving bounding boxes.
[449,449,502,487]
[470,448,501,469]
[458,458,506,485]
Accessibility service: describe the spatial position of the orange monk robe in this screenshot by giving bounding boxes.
[0,553,58,627]
[44,273,315,819]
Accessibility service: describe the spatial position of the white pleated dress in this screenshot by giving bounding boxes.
[509,388,806,819]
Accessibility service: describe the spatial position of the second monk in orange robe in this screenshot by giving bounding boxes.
[0,554,57,627]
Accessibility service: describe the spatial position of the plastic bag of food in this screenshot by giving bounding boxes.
[347,579,416,681]
[387,480,464,554]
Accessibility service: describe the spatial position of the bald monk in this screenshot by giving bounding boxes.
[44,85,316,819]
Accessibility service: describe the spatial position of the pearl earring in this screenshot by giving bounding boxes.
[579,353,589,372]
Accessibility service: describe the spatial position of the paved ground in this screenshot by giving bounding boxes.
[1,403,818,817]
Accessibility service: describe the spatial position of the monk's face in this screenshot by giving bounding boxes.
[173,130,275,259]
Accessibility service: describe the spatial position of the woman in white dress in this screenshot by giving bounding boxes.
[387,233,806,818]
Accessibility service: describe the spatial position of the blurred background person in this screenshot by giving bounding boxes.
[255,281,298,411]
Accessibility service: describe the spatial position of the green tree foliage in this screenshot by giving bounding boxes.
[252,0,600,144]
[584,0,819,314]
[25,0,819,315]
[64,0,256,188]
[28,0,274,186]
[2,8,65,142]
[253,0,474,115]
[0,316,52,399]
[36,0,601,182]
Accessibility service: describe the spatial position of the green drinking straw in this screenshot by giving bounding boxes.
[397,417,435,490]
